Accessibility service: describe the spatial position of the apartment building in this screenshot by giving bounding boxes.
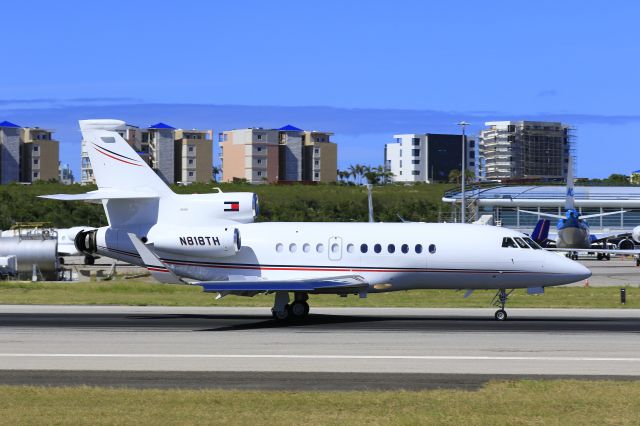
[384,133,476,183]
[174,129,213,184]
[20,127,59,182]
[81,122,212,185]
[59,162,75,185]
[0,121,60,184]
[219,125,337,184]
[219,128,280,183]
[479,121,572,181]
[0,121,20,184]
[145,123,175,185]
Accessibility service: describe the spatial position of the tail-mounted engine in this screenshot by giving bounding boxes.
[74,229,98,255]
[146,224,241,258]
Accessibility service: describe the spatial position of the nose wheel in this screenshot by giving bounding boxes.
[492,288,513,321]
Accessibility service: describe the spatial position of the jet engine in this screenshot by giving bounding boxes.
[74,229,98,254]
[632,225,640,244]
[618,238,635,251]
[146,225,240,258]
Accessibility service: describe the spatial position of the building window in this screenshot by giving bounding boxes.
[412,149,420,156]
[188,146,194,152]
[257,147,262,152]
[412,138,420,146]
[257,159,262,164]
[34,159,39,165]
[412,170,420,176]
[412,160,419,165]
[314,148,319,154]
[257,134,262,140]
[188,159,194,165]
[257,171,262,177]
[33,172,39,178]
[188,171,194,177]
[33,145,39,152]
[314,172,319,178]
[314,160,319,166]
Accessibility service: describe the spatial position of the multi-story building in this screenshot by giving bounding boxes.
[20,127,59,182]
[479,121,572,182]
[219,125,337,184]
[81,122,212,185]
[144,123,175,185]
[384,133,476,183]
[174,129,213,184]
[302,130,337,182]
[0,121,21,184]
[219,128,280,184]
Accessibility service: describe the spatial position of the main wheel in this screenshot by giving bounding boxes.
[289,301,310,319]
[494,309,507,321]
[272,305,290,320]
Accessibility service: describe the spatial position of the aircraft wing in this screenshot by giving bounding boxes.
[128,233,369,294]
[199,275,368,294]
[547,248,640,255]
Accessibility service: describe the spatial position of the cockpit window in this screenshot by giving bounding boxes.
[514,237,530,248]
[523,237,542,250]
[501,237,517,248]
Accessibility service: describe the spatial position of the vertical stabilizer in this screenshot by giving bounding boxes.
[565,155,575,211]
[79,119,172,196]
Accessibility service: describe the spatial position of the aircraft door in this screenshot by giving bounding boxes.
[328,236,342,261]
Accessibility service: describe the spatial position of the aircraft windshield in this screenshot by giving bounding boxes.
[501,237,517,248]
[514,237,530,248]
[523,237,542,249]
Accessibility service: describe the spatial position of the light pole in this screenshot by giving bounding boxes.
[457,121,470,223]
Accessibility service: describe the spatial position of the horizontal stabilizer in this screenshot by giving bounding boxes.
[40,190,158,202]
[200,275,368,293]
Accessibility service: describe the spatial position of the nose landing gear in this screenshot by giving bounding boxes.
[492,288,513,321]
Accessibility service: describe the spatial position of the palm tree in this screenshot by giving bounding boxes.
[448,169,461,184]
[212,166,221,182]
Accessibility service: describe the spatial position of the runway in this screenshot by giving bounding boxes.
[1,305,640,389]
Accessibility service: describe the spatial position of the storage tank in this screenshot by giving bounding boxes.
[0,236,59,280]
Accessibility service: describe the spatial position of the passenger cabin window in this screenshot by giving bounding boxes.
[415,244,423,254]
[388,244,395,253]
[514,237,530,248]
[361,244,368,253]
[502,237,517,248]
[303,243,311,253]
[374,244,382,253]
[429,244,436,254]
[401,244,409,254]
[346,244,354,253]
[523,237,541,250]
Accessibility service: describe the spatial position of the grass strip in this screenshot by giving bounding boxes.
[0,281,639,308]
[0,380,639,425]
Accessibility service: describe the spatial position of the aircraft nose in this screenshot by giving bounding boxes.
[557,256,591,282]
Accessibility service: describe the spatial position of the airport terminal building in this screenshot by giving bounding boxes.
[442,185,640,233]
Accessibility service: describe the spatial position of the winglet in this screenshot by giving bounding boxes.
[128,233,183,284]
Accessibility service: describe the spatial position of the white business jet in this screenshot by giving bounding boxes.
[42,120,590,321]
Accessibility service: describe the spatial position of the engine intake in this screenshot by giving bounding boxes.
[74,229,98,255]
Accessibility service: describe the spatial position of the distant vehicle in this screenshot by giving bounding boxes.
[42,119,591,321]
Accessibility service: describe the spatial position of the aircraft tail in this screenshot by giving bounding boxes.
[531,219,550,245]
[77,119,174,227]
[565,155,575,210]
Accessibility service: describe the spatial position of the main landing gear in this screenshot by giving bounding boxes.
[271,291,310,322]
[492,288,513,321]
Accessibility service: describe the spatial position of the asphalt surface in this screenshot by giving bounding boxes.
[570,259,640,287]
[1,306,640,389]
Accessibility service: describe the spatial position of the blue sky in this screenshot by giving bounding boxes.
[1,0,639,178]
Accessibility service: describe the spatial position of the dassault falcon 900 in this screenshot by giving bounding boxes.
[42,119,591,321]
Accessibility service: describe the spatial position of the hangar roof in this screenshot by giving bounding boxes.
[443,185,640,208]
